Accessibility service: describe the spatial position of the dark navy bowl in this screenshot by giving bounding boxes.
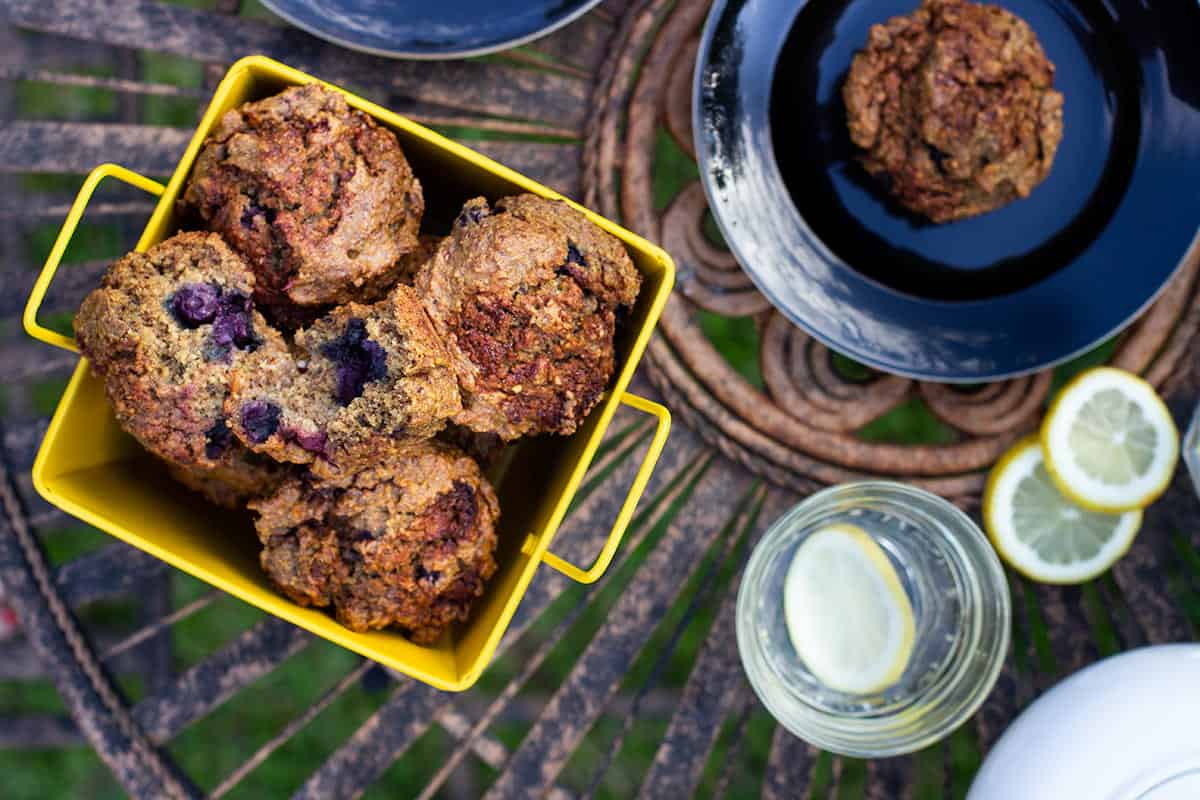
[260,0,602,59]
[695,0,1200,381]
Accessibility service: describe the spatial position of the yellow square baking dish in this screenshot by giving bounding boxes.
[22,56,674,692]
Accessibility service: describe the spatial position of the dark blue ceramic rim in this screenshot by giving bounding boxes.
[260,0,603,60]
[694,0,1200,382]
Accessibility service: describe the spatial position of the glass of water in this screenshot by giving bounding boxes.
[737,482,1011,757]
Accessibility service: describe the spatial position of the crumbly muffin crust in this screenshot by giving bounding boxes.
[249,441,500,643]
[843,0,1063,223]
[226,285,461,471]
[416,194,641,440]
[181,84,424,322]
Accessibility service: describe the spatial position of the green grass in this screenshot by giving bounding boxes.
[695,310,764,388]
[140,52,205,127]
[27,222,125,267]
[860,398,958,445]
[29,377,71,417]
[0,749,124,800]
[14,67,117,121]
[653,128,699,211]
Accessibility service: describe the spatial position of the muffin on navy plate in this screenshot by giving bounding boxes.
[842,0,1064,223]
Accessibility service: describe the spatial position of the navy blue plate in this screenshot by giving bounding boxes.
[695,0,1200,381]
[260,0,602,59]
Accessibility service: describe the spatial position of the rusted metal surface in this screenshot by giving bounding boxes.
[864,757,915,800]
[526,11,613,74]
[0,449,197,798]
[0,122,191,175]
[55,543,169,607]
[637,491,794,799]
[1110,516,1194,645]
[210,660,371,799]
[133,617,311,743]
[1031,584,1099,680]
[0,715,80,747]
[0,122,582,196]
[3,0,589,128]
[761,726,818,800]
[0,630,164,681]
[482,461,756,799]
[503,421,710,641]
[762,313,912,433]
[291,681,447,800]
[973,658,1024,753]
[711,688,757,799]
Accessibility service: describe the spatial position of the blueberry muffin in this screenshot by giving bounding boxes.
[249,440,500,643]
[843,0,1064,223]
[226,285,461,471]
[416,195,641,440]
[180,84,424,325]
[74,232,288,482]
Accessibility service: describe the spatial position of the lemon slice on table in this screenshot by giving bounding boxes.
[1041,367,1179,512]
[984,437,1142,584]
[783,523,915,695]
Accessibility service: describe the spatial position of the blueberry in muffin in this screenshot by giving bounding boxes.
[180,84,424,325]
[249,440,500,643]
[416,194,641,440]
[226,285,461,471]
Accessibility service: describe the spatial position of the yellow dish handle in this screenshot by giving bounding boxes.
[23,164,166,353]
[541,392,672,584]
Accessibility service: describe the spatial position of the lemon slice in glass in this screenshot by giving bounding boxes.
[984,437,1142,584]
[1042,367,1179,512]
[783,523,915,695]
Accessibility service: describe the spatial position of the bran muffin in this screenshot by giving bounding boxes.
[180,84,424,324]
[74,232,289,477]
[843,0,1064,223]
[416,194,641,440]
[225,285,461,471]
[249,440,500,643]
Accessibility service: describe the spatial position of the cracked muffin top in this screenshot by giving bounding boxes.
[225,285,461,472]
[180,83,424,324]
[249,440,500,643]
[74,232,290,484]
[843,0,1064,223]
[416,194,641,440]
